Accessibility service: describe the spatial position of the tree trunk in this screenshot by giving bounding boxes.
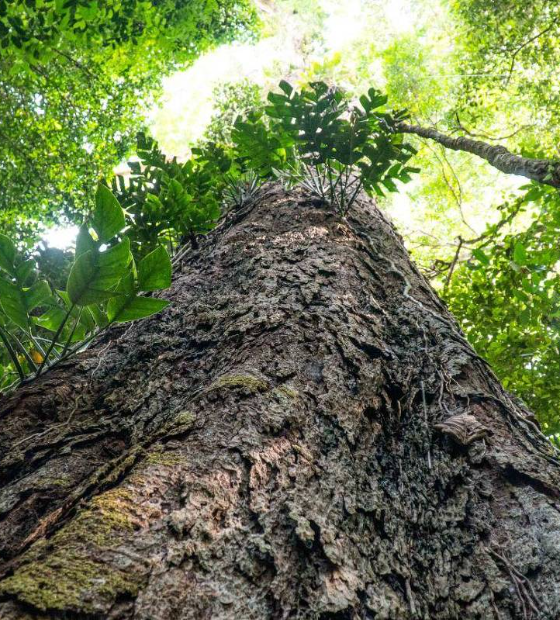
[0,184,559,620]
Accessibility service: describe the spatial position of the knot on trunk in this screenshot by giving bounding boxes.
[434,413,490,446]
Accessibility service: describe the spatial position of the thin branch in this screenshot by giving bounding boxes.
[463,196,526,247]
[506,23,556,85]
[444,237,463,290]
[0,326,25,382]
[36,304,75,376]
[422,138,476,234]
[60,308,83,358]
[10,334,38,373]
[453,113,534,142]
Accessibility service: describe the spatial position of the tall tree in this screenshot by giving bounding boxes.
[0,183,559,618]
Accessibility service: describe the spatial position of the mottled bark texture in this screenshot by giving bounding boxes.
[1,184,560,620]
[398,123,560,188]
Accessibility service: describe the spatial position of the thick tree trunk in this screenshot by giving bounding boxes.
[0,184,559,620]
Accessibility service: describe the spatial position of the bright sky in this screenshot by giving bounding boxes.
[149,0,417,157]
[42,225,79,250]
[322,0,367,49]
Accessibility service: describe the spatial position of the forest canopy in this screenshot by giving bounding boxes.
[1,0,560,442]
[0,0,256,237]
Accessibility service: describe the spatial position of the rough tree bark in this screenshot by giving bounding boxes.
[398,123,560,188]
[0,184,559,620]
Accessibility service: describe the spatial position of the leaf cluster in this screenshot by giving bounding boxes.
[0,185,171,391]
[0,0,256,238]
[113,134,224,257]
[445,184,560,439]
[232,80,419,214]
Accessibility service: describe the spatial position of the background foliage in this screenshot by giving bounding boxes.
[0,0,256,240]
[0,77,416,392]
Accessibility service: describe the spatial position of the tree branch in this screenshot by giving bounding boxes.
[505,23,556,85]
[397,122,560,188]
[453,113,534,142]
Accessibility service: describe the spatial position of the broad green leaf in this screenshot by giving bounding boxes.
[88,303,109,328]
[67,237,131,306]
[16,259,36,285]
[0,279,28,329]
[0,277,51,330]
[35,306,68,332]
[108,295,170,324]
[93,185,126,244]
[138,245,172,292]
[52,290,96,331]
[278,80,293,96]
[24,281,51,311]
[0,234,16,275]
[76,224,97,257]
[35,306,89,342]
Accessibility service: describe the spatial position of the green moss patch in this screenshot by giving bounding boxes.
[272,385,299,400]
[0,487,144,614]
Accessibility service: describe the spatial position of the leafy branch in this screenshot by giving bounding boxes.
[0,80,422,393]
[233,81,419,215]
[0,185,172,392]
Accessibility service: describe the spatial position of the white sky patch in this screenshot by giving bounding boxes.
[323,0,366,51]
[385,0,417,33]
[42,225,78,250]
[150,0,425,155]
[149,37,299,157]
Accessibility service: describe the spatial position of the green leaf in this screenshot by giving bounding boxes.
[88,303,109,328]
[35,304,90,342]
[472,248,490,266]
[16,259,36,286]
[137,245,172,292]
[0,279,27,329]
[24,280,51,311]
[93,185,126,244]
[67,237,131,306]
[35,306,68,332]
[0,234,16,275]
[0,276,51,330]
[108,293,169,323]
[513,242,528,265]
[523,187,543,203]
[105,271,170,325]
[278,80,293,96]
[76,224,97,256]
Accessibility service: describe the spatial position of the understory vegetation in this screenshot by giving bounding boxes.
[0,80,418,388]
